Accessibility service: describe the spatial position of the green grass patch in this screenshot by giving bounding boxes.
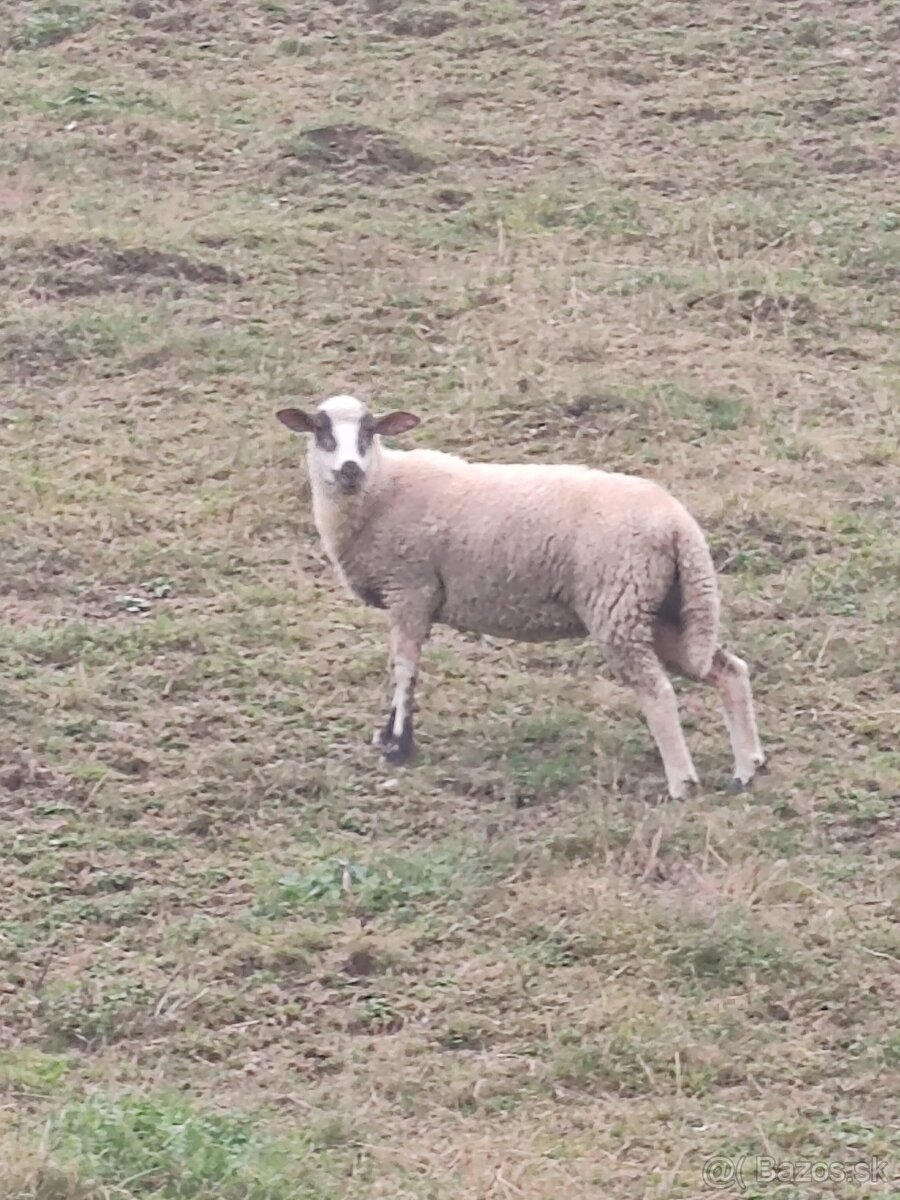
[11,1,92,49]
[41,1092,361,1199]
[0,1048,73,1095]
[254,844,484,920]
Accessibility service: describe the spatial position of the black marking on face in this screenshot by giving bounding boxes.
[358,413,376,457]
[313,411,337,452]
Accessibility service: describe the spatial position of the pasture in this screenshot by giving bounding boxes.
[1,0,898,1196]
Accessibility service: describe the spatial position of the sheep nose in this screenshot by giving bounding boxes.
[336,461,364,492]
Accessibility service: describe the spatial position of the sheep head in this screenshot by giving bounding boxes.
[276,394,419,496]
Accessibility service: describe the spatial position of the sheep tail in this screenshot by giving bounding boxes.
[671,514,720,680]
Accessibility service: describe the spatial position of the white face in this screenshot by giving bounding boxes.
[308,395,376,496]
[275,395,421,497]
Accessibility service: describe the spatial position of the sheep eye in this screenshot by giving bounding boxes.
[358,416,376,454]
[313,415,336,451]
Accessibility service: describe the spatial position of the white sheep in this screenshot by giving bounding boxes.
[277,394,765,799]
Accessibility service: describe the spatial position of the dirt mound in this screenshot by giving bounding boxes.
[1,239,239,299]
[282,123,435,179]
[686,288,819,327]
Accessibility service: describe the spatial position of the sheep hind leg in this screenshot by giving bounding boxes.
[602,639,699,800]
[655,622,764,792]
[373,622,426,766]
[705,648,765,791]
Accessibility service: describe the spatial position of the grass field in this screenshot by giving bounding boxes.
[1,0,899,1196]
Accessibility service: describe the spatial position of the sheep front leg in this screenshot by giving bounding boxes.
[373,619,427,766]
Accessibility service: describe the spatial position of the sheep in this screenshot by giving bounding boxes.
[276,393,765,799]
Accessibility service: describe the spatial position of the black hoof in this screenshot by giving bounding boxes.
[728,776,749,794]
[382,738,414,766]
[377,709,414,765]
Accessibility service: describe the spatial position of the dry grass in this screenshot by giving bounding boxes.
[1,0,899,1196]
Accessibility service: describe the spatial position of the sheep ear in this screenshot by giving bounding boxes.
[375,411,420,436]
[276,408,315,433]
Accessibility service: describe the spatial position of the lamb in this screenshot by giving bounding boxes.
[276,393,765,799]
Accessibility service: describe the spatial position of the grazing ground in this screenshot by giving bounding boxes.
[1,0,899,1196]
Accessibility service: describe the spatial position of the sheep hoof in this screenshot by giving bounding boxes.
[668,777,698,801]
[376,711,415,765]
[382,736,414,766]
[728,776,749,794]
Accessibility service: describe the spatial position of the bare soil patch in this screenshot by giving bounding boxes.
[2,239,239,298]
[282,123,436,179]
